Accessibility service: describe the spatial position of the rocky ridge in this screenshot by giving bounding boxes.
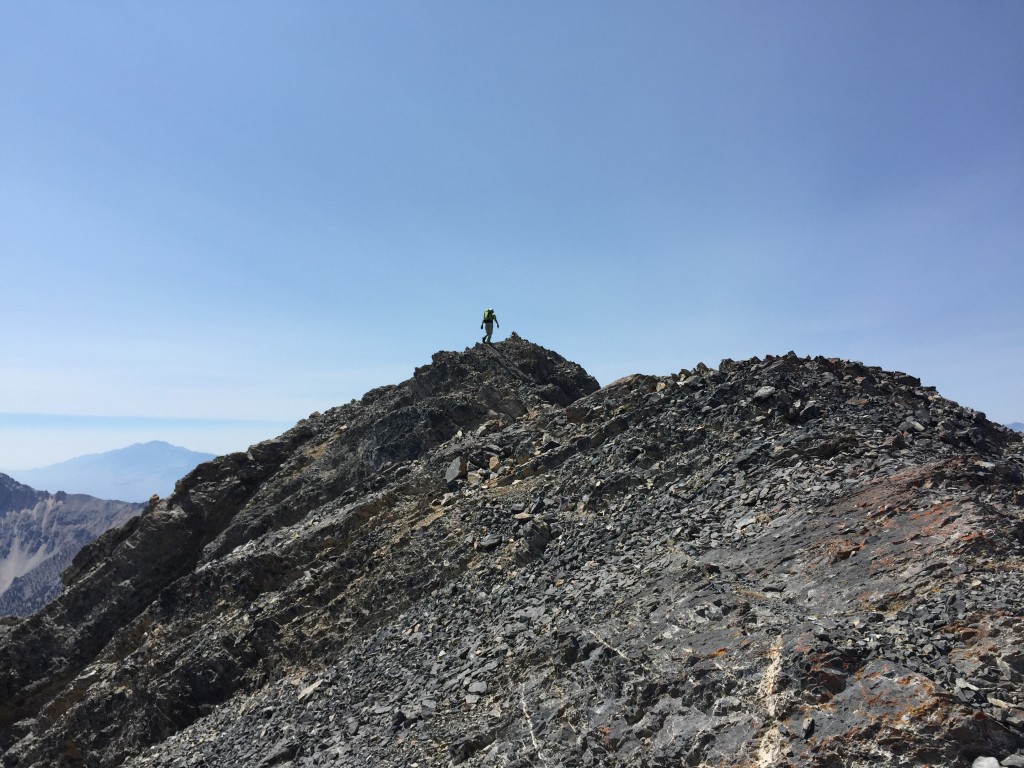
[1,334,1022,767]
[0,476,143,617]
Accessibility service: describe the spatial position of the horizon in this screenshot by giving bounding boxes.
[1,338,1020,470]
[0,413,292,471]
[0,435,217,471]
[2,3,1021,468]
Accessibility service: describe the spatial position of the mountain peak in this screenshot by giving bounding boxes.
[7,442,216,502]
[0,472,43,513]
[2,347,1022,766]
[0,475,143,616]
[411,332,599,404]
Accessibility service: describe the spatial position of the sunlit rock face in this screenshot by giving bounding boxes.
[1,336,1022,768]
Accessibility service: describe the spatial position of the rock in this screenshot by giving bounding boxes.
[477,534,503,552]
[0,475,144,616]
[515,519,553,564]
[734,515,758,531]
[2,341,1023,768]
[297,679,323,701]
[258,738,299,767]
[799,401,822,422]
[445,457,469,484]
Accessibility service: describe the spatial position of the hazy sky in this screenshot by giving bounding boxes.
[2,2,1022,469]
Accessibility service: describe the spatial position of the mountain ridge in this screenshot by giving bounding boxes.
[0,474,144,616]
[1,335,1022,767]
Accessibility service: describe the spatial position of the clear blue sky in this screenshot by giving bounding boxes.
[2,2,1022,468]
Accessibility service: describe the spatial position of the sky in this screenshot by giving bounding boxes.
[1,2,1022,469]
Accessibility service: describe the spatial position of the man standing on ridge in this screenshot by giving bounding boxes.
[481,308,499,344]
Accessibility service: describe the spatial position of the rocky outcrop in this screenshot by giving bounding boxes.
[1,337,1022,768]
[0,475,143,617]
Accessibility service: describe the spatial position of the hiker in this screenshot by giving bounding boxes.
[481,308,499,343]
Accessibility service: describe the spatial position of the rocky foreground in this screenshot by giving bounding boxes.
[1,335,1023,767]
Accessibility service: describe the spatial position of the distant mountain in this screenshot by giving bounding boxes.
[0,473,143,616]
[1007,422,1024,432]
[7,441,216,502]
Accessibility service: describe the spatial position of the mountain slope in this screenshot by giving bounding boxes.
[7,441,216,502]
[0,475,144,616]
[1009,422,1024,432]
[1,335,1022,767]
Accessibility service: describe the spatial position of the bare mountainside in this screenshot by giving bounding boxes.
[0,475,143,617]
[1,334,1022,767]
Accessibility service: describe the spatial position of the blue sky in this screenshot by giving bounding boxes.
[2,2,1022,469]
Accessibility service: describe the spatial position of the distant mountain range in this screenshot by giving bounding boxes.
[1008,422,1023,432]
[0,473,143,616]
[6,441,216,503]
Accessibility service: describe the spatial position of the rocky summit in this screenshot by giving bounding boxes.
[1,334,1023,768]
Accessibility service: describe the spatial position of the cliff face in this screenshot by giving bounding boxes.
[0,475,143,617]
[1,335,1022,768]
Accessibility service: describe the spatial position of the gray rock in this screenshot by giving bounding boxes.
[445,457,469,484]
[477,534,502,552]
[0,475,144,616]
[259,738,299,767]
[799,401,822,422]
[2,340,1023,768]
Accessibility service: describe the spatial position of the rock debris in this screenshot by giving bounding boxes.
[1,335,1023,767]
